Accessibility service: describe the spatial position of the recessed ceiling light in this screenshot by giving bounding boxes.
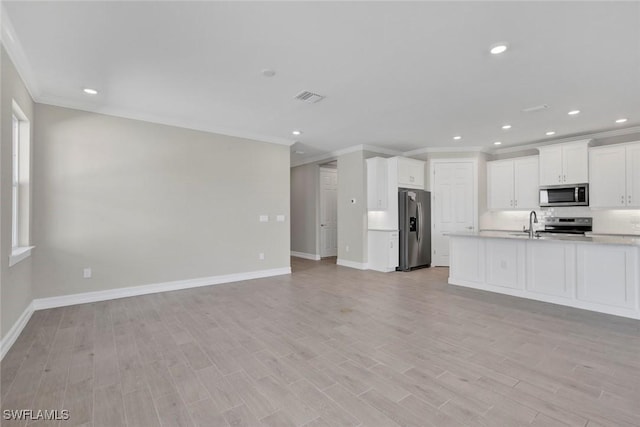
[292,130,302,136]
[490,44,508,55]
[615,118,628,124]
[83,88,98,95]
[546,131,556,136]
[568,110,580,115]
[453,136,462,140]
[494,141,502,146]
[502,125,512,130]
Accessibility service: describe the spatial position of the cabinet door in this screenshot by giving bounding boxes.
[526,242,575,298]
[387,232,399,270]
[485,239,525,289]
[514,157,539,209]
[576,245,637,309]
[562,143,589,184]
[487,160,515,209]
[589,146,626,208]
[539,146,563,185]
[625,143,640,207]
[397,158,425,189]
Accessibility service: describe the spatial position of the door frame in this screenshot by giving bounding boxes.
[428,158,479,264]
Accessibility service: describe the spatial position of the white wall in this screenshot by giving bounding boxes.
[33,104,290,298]
[1,46,34,339]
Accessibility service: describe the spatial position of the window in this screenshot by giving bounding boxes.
[9,101,33,267]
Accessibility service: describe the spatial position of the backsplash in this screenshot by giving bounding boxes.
[480,207,640,235]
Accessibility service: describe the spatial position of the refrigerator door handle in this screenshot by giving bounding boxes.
[416,202,422,243]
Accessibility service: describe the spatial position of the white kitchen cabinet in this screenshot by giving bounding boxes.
[589,145,626,208]
[485,239,526,289]
[367,157,389,210]
[395,157,425,189]
[576,244,637,309]
[526,241,575,298]
[589,142,640,208]
[449,236,485,283]
[367,230,399,272]
[538,140,589,185]
[487,156,539,209]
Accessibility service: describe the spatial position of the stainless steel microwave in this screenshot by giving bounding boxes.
[539,184,589,207]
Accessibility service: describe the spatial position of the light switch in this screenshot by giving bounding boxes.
[259,215,269,222]
[276,215,285,222]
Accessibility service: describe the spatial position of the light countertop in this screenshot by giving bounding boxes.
[448,230,640,246]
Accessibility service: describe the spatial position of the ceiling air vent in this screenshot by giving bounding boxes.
[294,91,325,104]
[522,104,549,113]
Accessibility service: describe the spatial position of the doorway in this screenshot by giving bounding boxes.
[319,165,338,258]
[430,160,477,266]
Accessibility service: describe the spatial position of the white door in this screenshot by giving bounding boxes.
[432,162,476,267]
[320,168,338,257]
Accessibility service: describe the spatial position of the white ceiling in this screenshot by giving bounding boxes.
[3,1,640,164]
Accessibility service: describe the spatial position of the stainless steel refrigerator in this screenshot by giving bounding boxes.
[398,188,431,271]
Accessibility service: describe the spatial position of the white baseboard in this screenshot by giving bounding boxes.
[337,259,369,270]
[291,251,321,261]
[0,301,34,360]
[33,267,292,311]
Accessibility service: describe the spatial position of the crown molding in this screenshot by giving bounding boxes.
[492,125,640,155]
[1,4,40,99]
[37,95,295,146]
[291,144,403,168]
[402,145,487,156]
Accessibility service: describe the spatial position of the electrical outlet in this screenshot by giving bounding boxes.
[83,268,92,279]
[276,215,285,222]
[259,253,265,260]
[350,199,356,204]
[259,215,269,222]
[346,245,350,252]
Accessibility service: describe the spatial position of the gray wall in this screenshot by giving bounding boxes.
[290,163,319,256]
[1,46,35,338]
[33,104,290,298]
[337,150,367,264]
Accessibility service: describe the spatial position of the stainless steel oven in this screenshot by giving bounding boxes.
[539,184,589,207]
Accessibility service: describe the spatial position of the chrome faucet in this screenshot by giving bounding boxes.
[529,210,538,238]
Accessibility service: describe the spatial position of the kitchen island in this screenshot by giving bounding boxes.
[449,231,640,319]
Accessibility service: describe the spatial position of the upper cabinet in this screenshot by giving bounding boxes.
[391,157,425,190]
[590,142,640,208]
[538,140,590,185]
[366,157,389,210]
[487,156,539,210]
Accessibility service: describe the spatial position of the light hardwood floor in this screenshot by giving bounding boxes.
[2,257,640,426]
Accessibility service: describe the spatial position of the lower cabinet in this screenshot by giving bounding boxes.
[576,245,637,308]
[486,239,525,289]
[526,242,575,298]
[448,236,640,319]
[368,230,399,272]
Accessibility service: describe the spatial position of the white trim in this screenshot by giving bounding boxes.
[403,146,487,156]
[448,278,640,320]
[8,246,34,267]
[0,6,40,99]
[336,259,368,270]
[37,98,294,147]
[0,302,34,360]
[291,144,402,168]
[32,267,291,311]
[291,251,321,261]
